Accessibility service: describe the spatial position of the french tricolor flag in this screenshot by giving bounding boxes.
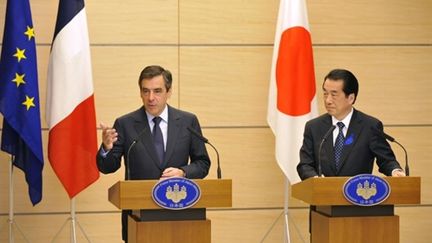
[267,0,318,184]
[46,0,99,198]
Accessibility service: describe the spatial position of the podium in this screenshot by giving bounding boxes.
[108,179,232,243]
[292,177,421,243]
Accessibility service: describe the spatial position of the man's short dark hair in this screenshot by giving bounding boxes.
[324,69,359,103]
[138,65,172,91]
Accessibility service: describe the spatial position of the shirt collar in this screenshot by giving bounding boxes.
[332,108,353,129]
[146,105,169,124]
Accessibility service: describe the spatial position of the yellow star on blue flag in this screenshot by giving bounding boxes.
[0,0,44,205]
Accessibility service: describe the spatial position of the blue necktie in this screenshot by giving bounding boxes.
[152,117,164,163]
[334,122,345,170]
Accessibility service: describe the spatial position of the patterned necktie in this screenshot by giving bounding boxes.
[334,122,345,170]
[152,117,164,163]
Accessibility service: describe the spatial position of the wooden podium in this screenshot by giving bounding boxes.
[292,177,421,243]
[108,179,232,243]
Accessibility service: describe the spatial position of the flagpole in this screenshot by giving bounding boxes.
[70,198,77,243]
[283,177,291,243]
[9,156,14,243]
[71,198,92,243]
[7,155,30,243]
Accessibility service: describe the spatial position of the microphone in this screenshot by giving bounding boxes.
[372,126,409,176]
[187,126,221,179]
[126,128,147,180]
[318,125,336,177]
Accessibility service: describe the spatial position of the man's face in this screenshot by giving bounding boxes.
[140,75,171,116]
[323,79,354,120]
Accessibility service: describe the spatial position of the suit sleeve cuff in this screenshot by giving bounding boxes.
[99,146,110,158]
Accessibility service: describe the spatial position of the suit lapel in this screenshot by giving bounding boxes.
[320,116,338,174]
[163,106,181,168]
[337,110,362,173]
[134,109,163,169]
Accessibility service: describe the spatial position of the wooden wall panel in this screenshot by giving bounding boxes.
[204,128,286,208]
[179,46,273,127]
[179,0,432,44]
[91,46,179,125]
[386,127,432,204]
[86,0,178,44]
[397,207,432,243]
[309,0,432,44]
[208,209,290,243]
[0,213,121,242]
[314,47,432,125]
[0,0,179,44]
[28,0,57,44]
[179,46,431,127]
[0,210,292,243]
[1,207,430,243]
[179,0,278,44]
[0,1,53,44]
[0,1,4,32]
[2,0,431,45]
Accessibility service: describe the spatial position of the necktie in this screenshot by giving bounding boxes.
[334,122,345,170]
[152,117,164,163]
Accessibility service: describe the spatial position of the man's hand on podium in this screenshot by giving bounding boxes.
[161,167,186,179]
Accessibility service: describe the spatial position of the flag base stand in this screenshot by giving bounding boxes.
[259,178,292,243]
[259,210,284,242]
[0,218,30,243]
[51,199,92,243]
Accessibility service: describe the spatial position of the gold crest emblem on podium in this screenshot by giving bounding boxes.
[356,180,377,200]
[166,183,187,203]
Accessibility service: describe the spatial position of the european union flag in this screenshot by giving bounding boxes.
[0,0,44,205]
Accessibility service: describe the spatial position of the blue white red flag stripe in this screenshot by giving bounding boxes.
[46,0,99,198]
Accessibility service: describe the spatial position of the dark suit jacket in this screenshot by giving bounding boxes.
[297,109,402,180]
[96,105,210,242]
[97,105,210,179]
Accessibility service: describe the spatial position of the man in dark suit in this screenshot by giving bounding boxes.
[296,68,405,241]
[97,65,210,242]
[297,68,405,179]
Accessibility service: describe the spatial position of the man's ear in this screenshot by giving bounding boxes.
[348,93,355,104]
